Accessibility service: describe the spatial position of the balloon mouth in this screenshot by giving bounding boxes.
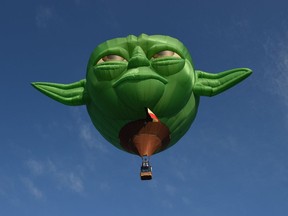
[113,78,166,111]
[112,74,168,88]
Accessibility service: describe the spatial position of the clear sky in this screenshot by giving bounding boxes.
[1,0,288,215]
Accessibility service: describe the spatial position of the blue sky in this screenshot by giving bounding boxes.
[1,0,288,215]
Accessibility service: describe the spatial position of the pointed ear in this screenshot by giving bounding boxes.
[31,79,88,106]
[193,68,252,97]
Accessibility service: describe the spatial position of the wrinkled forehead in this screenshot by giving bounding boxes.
[88,34,193,65]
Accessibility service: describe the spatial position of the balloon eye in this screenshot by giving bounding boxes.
[152,50,181,59]
[97,55,127,64]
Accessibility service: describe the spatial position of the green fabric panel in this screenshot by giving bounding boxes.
[32,34,252,155]
[193,68,252,96]
[31,80,87,106]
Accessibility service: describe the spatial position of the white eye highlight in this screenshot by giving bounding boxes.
[97,55,127,64]
[152,50,181,59]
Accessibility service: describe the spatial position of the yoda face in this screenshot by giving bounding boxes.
[86,34,194,120]
[32,34,251,154]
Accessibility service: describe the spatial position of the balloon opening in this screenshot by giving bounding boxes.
[119,108,170,156]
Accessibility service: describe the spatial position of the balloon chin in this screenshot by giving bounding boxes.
[115,79,165,111]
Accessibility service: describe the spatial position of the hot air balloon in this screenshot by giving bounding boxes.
[32,34,252,180]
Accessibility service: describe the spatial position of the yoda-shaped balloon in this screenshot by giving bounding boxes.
[32,34,251,166]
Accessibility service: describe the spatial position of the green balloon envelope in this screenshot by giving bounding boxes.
[32,34,252,156]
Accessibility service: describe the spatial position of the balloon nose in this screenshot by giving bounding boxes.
[128,46,150,69]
